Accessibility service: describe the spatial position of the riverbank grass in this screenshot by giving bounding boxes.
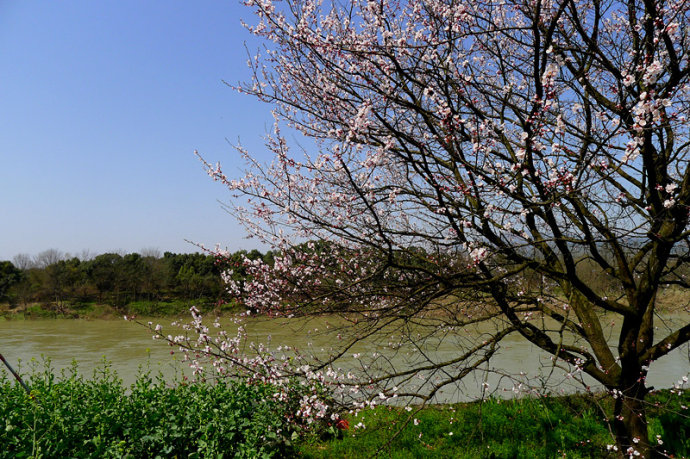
[0,298,239,320]
[298,391,690,458]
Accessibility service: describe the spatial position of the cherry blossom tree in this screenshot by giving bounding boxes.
[196,0,690,455]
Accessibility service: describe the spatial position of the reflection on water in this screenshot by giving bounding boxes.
[0,316,688,402]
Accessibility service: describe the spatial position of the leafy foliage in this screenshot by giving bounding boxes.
[0,261,22,301]
[0,360,311,458]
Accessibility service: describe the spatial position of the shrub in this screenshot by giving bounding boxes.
[0,359,310,458]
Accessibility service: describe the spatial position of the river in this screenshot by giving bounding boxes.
[0,315,688,403]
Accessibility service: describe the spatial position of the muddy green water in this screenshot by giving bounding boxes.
[0,316,687,402]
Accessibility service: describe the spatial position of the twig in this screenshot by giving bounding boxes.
[0,353,31,395]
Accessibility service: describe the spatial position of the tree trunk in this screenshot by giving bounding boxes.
[613,379,652,458]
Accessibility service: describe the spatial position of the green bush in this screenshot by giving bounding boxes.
[0,360,304,458]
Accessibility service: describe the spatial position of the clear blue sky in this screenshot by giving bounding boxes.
[0,0,276,260]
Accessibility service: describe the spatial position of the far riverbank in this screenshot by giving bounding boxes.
[0,298,236,321]
[3,287,689,322]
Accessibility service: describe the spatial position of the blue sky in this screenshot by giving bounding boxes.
[0,1,277,260]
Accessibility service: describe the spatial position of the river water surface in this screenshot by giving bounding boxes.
[1,316,688,402]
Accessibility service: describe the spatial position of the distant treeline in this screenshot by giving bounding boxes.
[0,249,274,310]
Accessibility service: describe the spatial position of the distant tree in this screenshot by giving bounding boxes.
[78,249,95,262]
[34,249,63,269]
[87,253,123,304]
[140,247,162,259]
[122,253,148,302]
[141,254,166,301]
[175,265,202,299]
[60,257,88,300]
[42,260,67,309]
[164,253,223,300]
[0,261,22,302]
[12,253,34,271]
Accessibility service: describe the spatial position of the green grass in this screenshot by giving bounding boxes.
[297,391,690,458]
[125,299,201,316]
